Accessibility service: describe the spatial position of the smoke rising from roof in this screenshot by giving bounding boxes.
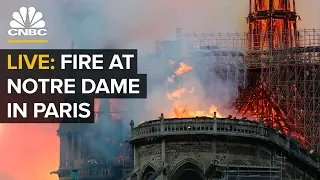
[0,0,319,180]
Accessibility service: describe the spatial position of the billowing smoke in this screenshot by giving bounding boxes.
[0,0,319,180]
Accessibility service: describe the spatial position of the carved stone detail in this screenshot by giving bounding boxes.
[167,143,212,153]
[138,145,161,156]
[216,143,256,156]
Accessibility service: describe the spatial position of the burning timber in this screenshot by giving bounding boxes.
[124,113,320,180]
[152,0,320,153]
[52,0,320,179]
[153,27,320,154]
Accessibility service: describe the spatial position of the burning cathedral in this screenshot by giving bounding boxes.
[52,0,320,179]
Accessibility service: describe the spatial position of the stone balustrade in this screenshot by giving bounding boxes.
[132,117,266,140]
[130,116,320,170]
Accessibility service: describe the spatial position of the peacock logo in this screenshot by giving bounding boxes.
[8,7,47,36]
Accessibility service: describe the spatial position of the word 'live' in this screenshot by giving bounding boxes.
[7,54,53,70]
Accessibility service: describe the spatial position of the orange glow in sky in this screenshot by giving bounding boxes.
[0,124,59,180]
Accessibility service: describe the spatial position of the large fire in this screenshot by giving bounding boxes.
[173,104,221,118]
[165,60,306,147]
[166,60,223,118]
[235,81,307,146]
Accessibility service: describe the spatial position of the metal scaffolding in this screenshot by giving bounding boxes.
[155,28,320,152]
[207,153,287,180]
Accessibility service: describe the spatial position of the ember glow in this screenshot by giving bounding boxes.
[167,87,194,100]
[173,104,222,118]
[166,60,224,118]
[174,62,193,76]
[166,61,193,84]
[235,82,307,146]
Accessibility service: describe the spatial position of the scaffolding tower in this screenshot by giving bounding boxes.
[154,0,320,152]
[245,0,320,152]
[155,28,320,152]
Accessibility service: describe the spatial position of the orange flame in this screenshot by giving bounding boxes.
[167,87,194,100]
[173,104,222,118]
[166,60,224,118]
[235,82,307,147]
[174,62,193,76]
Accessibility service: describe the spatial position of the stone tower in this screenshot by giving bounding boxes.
[52,99,124,180]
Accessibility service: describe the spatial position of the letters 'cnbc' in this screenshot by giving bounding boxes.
[8,7,47,36]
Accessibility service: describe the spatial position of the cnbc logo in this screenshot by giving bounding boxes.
[8,7,48,43]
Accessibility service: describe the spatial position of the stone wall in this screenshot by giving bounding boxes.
[134,140,317,180]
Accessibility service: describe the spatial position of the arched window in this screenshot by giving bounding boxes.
[141,166,155,180]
